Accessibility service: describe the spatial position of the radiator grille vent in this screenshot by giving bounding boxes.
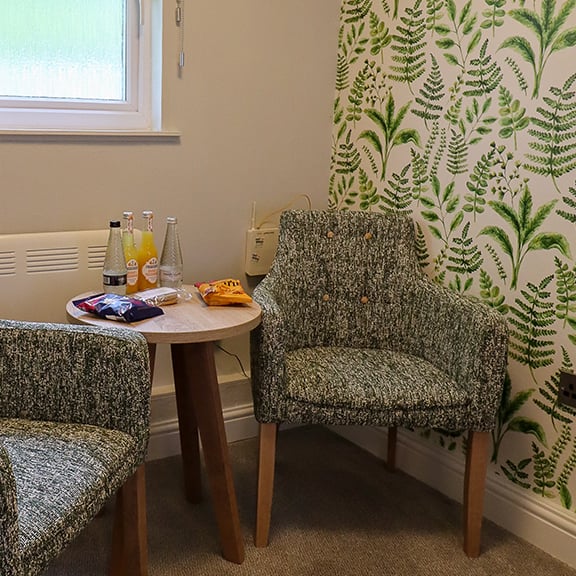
[26,247,80,274]
[0,251,16,277]
[88,245,107,269]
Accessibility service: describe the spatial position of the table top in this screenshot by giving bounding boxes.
[66,285,261,344]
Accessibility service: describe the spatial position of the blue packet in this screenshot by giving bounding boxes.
[73,293,164,323]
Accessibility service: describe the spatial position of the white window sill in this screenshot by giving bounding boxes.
[0,130,181,142]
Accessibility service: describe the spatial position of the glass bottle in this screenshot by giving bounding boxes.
[122,211,139,294]
[103,220,128,295]
[160,216,184,289]
[137,210,159,290]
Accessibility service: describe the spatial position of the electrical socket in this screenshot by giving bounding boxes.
[244,227,279,276]
[558,370,576,409]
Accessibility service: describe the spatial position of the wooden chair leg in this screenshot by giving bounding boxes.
[255,422,278,547]
[387,426,397,472]
[463,430,490,558]
[110,464,148,576]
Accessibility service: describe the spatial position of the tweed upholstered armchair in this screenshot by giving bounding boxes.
[0,319,151,576]
[250,209,509,558]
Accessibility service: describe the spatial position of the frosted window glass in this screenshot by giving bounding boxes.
[0,0,126,102]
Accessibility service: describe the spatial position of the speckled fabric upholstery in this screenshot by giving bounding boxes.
[0,320,151,576]
[250,209,508,432]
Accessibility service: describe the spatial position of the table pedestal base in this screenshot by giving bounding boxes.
[149,341,245,565]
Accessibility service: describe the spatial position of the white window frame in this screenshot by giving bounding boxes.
[0,0,161,133]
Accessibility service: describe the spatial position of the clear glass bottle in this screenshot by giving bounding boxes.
[137,211,159,290]
[160,216,184,289]
[103,220,128,295]
[122,211,139,294]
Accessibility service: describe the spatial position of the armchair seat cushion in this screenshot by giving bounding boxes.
[0,418,138,570]
[285,347,470,422]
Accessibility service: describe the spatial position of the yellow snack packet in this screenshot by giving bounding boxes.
[194,278,253,306]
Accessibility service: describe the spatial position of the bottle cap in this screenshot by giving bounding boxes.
[167,217,178,224]
[110,221,121,228]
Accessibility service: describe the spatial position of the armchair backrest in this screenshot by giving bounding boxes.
[0,320,150,456]
[265,210,422,351]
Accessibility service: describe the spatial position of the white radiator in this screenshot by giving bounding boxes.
[0,229,113,323]
[0,228,144,322]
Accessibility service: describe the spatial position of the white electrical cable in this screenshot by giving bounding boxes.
[250,201,257,229]
[255,194,312,229]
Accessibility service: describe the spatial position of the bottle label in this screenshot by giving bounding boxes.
[103,273,127,286]
[126,258,139,287]
[160,268,183,283]
[143,257,158,284]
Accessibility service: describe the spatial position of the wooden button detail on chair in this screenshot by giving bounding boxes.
[360,295,369,304]
[322,294,330,302]
[327,231,335,238]
[364,232,373,240]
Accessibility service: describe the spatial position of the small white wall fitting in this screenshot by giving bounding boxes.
[244,227,279,276]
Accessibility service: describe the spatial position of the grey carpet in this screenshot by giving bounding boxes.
[44,426,575,575]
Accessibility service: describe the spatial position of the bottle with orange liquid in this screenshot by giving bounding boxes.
[122,211,139,294]
[137,210,159,290]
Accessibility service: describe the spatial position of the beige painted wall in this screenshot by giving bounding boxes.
[0,1,340,270]
[0,1,341,379]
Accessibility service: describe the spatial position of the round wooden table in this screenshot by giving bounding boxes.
[66,286,261,565]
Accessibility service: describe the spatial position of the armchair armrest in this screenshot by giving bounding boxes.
[250,277,289,422]
[0,320,151,453]
[0,445,19,576]
[401,278,509,430]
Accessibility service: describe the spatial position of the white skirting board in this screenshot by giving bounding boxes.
[147,401,259,461]
[145,378,259,462]
[330,425,576,570]
[146,380,576,568]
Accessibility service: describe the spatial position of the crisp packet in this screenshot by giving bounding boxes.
[194,279,252,306]
[73,293,164,322]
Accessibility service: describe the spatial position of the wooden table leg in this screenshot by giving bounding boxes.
[175,341,245,565]
[146,343,157,379]
[171,343,202,504]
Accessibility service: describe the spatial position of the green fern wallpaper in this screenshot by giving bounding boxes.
[330,0,576,511]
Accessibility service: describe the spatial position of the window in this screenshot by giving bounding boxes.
[0,0,161,132]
